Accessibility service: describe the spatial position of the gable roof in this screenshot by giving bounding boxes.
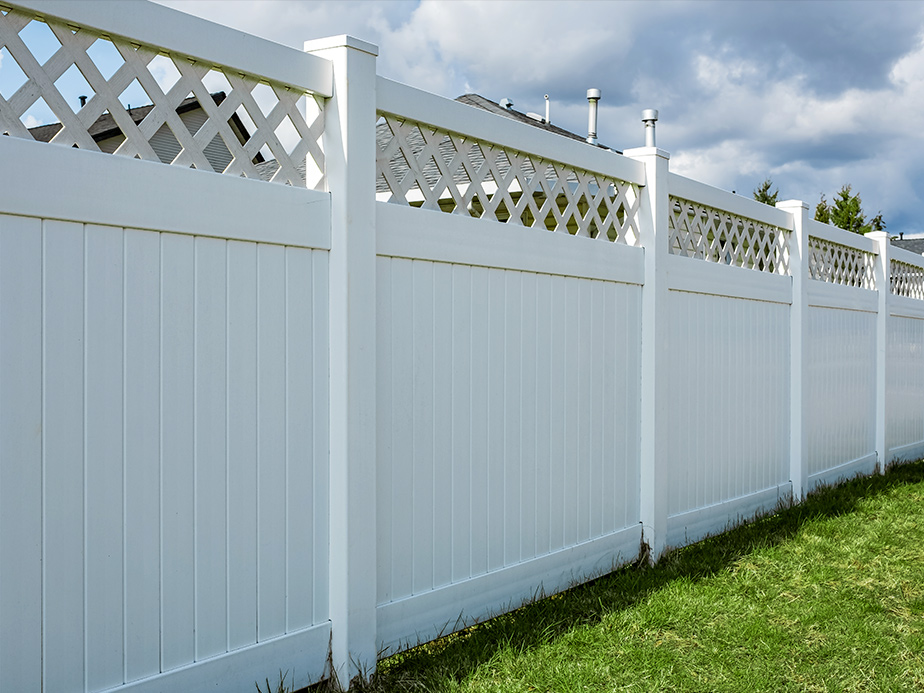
[892,237,924,255]
[29,92,222,144]
[454,94,600,146]
[27,92,262,164]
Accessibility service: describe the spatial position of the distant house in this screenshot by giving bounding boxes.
[892,235,924,255]
[28,92,261,174]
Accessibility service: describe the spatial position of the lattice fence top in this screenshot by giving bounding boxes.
[891,259,924,299]
[807,235,876,289]
[375,113,642,246]
[0,5,324,188]
[668,197,790,275]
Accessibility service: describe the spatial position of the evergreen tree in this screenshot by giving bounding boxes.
[829,185,867,234]
[753,178,779,206]
[815,194,830,224]
[814,185,883,235]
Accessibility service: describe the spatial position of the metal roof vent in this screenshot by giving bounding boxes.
[500,98,514,110]
[586,89,601,145]
[642,108,659,147]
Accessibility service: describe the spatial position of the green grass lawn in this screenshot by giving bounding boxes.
[344,460,924,692]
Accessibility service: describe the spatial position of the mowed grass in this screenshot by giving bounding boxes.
[346,460,924,692]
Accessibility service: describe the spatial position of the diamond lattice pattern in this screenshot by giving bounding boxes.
[807,236,876,289]
[668,197,790,274]
[891,260,924,299]
[0,6,324,188]
[375,114,642,245]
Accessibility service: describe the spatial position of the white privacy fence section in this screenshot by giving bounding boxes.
[372,79,646,653]
[0,1,329,187]
[802,220,881,490]
[376,78,645,245]
[886,246,924,462]
[0,25,333,692]
[661,175,793,546]
[5,2,924,691]
[374,216,644,653]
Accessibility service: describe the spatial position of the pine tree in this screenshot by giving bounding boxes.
[815,194,830,224]
[814,185,883,235]
[753,178,779,206]
[829,185,867,234]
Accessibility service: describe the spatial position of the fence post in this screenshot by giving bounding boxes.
[867,231,890,471]
[623,144,670,561]
[776,200,808,501]
[304,36,379,684]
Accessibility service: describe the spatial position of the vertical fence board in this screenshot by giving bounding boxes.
[548,275,567,554]
[487,269,506,572]
[389,258,415,600]
[375,258,394,605]
[193,236,229,660]
[534,274,553,556]
[469,265,490,579]
[257,244,288,641]
[0,215,43,692]
[42,220,86,691]
[432,261,454,590]
[160,233,196,671]
[519,271,538,561]
[450,264,473,583]
[227,241,258,650]
[85,224,125,692]
[503,271,522,566]
[123,228,162,682]
[412,260,435,593]
[311,251,331,625]
[285,247,314,632]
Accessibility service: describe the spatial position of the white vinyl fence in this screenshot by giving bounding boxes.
[2,2,924,692]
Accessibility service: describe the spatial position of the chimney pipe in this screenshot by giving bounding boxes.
[545,94,550,124]
[78,95,87,108]
[586,88,601,145]
[642,108,658,147]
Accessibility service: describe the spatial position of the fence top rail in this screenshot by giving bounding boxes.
[804,217,878,255]
[891,244,924,268]
[8,0,333,97]
[376,76,646,187]
[667,172,794,231]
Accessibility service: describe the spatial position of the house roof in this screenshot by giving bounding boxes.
[27,92,262,163]
[454,94,600,146]
[892,238,924,256]
[29,92,227,144]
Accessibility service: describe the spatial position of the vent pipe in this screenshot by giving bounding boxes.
[586,88,601,145]
[545,94,550,124]
[642,108,658,147]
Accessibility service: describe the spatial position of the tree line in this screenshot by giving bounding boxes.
[753,179,885,234]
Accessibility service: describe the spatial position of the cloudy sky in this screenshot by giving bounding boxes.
[7,0,922,233]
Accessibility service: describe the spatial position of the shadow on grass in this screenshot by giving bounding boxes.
[311,459,924,692]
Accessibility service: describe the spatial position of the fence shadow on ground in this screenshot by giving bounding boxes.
[310,458,924,692]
